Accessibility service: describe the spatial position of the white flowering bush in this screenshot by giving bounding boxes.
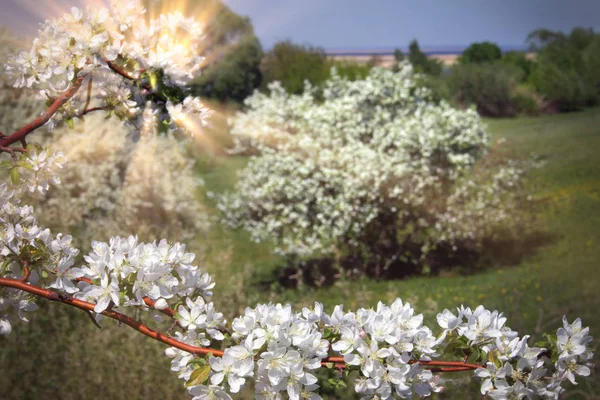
[29,114,209,248]
[0,2,593,399]
[218,66,533,279]
[0,29,44,133]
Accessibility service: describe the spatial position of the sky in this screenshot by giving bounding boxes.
[1,0,600,50]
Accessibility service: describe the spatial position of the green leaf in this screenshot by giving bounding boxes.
[186,365,211,387]
[66,118,74,130]
[10,168,19,185]
[325,362,334,369]
[16,160,33,170]
[467,347,480,363]
[188,358,207,367]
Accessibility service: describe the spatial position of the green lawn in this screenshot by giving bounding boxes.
[1,108,599,399]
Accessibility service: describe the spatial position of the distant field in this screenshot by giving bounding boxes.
[329,52,536,67]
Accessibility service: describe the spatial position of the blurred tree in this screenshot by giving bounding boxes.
[527,27,600,111]
[392,48,405,72]
[260,40,330,94]
[459,41,502,64]
[394,48,405,62]
[146,0,263,102]
[448,62,524,117]
[502,51,535,82]
[408,39,443,76]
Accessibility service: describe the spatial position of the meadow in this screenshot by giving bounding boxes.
[1,106,598,399]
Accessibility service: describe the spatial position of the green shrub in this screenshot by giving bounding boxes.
[260,40,331,94]
[527,27,600,111]
[459,41,502,64]
[408,39,443,76]
[448,62,523,117]
[502,51,535,82]
[512,85,541,115]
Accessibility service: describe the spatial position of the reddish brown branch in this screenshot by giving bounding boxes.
[75,276,177,320]
[143,297,176,318]
[0,277,484,373]
[77,106,108,118]
[105,60,136,81]
[0,77,85,149]
[0,277,223,356]
[0,146,26,155]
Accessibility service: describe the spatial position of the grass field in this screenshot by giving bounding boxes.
[1,108,599,399]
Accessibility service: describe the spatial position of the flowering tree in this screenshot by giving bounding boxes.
[219,66,534,280]
[0,2,594,399]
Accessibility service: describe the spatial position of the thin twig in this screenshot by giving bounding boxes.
[85,309,102,329]
[0,146,26,155]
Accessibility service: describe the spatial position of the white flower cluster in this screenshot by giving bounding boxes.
[3,0,211,136]
[168,300,443,400]
[0,182,78,334]
[219,65,527,270]
[75,236,214,314]
[164,299,593,400]
[4,147,65,196]
[0,29,44,133]
[438,307,594,399]
[333,300,444,399]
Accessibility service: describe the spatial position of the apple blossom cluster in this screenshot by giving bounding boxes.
[3,0,212,137]
[164,299,593,399]
[4,147,65,196]
[0,181,78,334]
[218,65,530,273]
[438,307,594,399]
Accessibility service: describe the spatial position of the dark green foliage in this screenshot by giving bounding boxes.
[392,49,405,72]
[260,41,331,94]
[147,0,264,102]
[192,35,263,102]
[582,37,600,94]
[527,27,600,111]
[259,41,371,94]
[394,48,405,62]
[459,41,502,64]
[408,39,443,76]
[448,62,524,117]
[502,51,535,82]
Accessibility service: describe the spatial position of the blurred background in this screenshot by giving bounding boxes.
[0,0,599,398]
